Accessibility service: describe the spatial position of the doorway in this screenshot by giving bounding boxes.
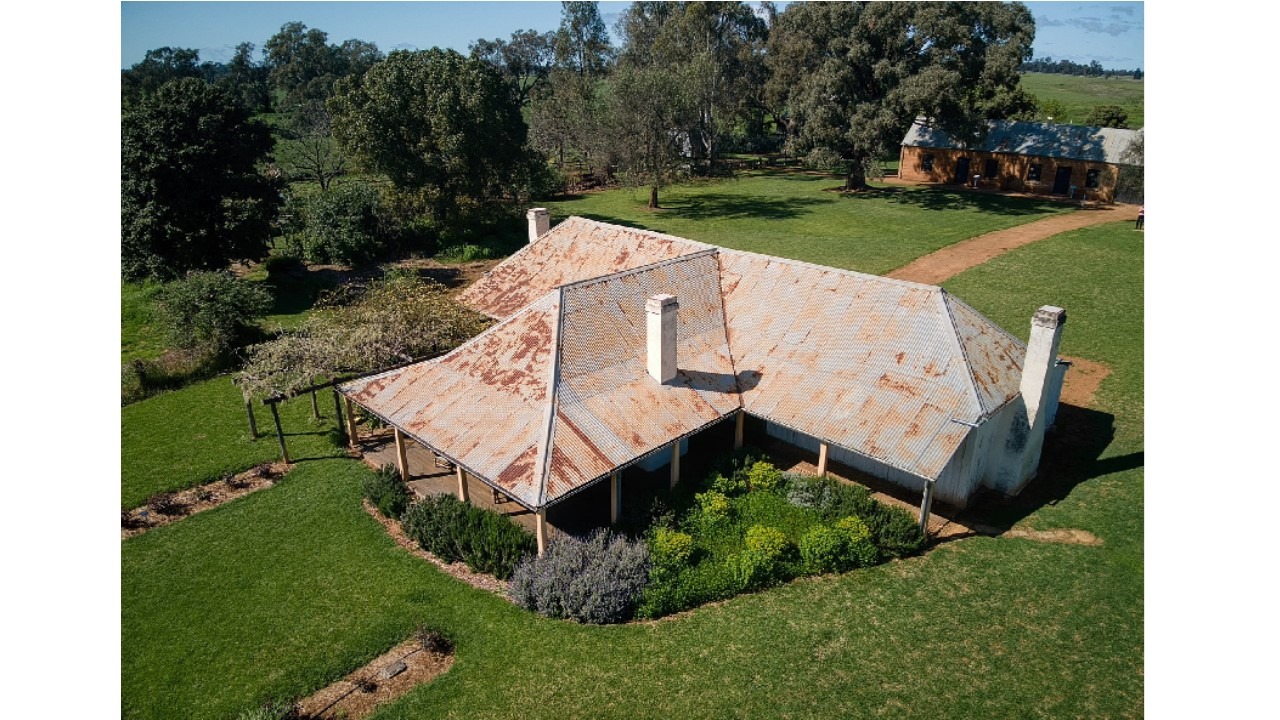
[1052,166,1072,195]
[954,157,971,184]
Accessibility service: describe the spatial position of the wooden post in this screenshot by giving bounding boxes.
[244,396,258,439]
[535,508,548,556]
[670,441,681,488]
[918,479,935,535]
[344,397,359,449]
[394,428,410,481]
[269,400,289,464]
[734,412,744,450]
[456,466,470,503]
[331,385,346,444]
[611,471,622,521]
[310,388,320,419]
[817,442,829,477]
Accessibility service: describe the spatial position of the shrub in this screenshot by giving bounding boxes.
[784,474,922,557]
[863,504,926,559]
[154,271,272,352]
[635,559,741,619]
[732,525,790,590]
[263,254,305,281]
[745,461,784,493]
[833,515,879,567]
[416,623,454,654]
[362,464,410,519]
[695,490,731,523]
[283,182,392,266]
[798,524,845,574]
[709,472,746,496]
[649,527,694,572]
[147,492,187,517]
[401,494,536,579]
[509,529,651,624]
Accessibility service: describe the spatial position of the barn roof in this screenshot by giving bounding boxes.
[342,218,1027,509]
[902,118,1143,166]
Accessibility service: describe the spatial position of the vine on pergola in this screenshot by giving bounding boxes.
[237,273,492,400]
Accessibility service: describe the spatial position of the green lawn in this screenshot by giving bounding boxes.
[122,207,1142,719]
[120,375,345,507]
[544,170,1075,275]
[121,281,167,362]
[1019,72,1145,128]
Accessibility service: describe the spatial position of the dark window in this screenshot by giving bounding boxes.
[984,159,999,178]
[1086,168,1100,189]
[921,154,935,171]
[1028,163,1042,181]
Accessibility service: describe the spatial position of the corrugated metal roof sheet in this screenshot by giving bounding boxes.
[343,217,1040,506]
[457,216,712,319]
[902,118,1142,166]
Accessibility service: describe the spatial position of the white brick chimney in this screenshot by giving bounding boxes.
[983,305,1068,496]
[646,294,678,383]
[526,208,550,243]
[1017,305,1067,482]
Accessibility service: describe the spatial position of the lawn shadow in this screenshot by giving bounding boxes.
[842,185,1071,217]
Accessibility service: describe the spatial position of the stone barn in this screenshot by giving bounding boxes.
[339,211,1068,552]
[899,118,1143,203]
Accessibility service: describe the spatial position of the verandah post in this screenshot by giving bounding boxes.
[269,398,289,464]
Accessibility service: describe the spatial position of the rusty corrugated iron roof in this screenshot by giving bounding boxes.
[343,217,1036,507]
[457,216,712,320]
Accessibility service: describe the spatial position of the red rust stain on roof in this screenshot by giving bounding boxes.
[895,352,905,364]
[877,373,922,398]
[496,444,538,491]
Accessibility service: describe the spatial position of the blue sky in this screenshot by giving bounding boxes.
[120,1,1144,71]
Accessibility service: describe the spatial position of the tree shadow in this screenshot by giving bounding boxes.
[659,192,828,221]
[840,185,1071,216]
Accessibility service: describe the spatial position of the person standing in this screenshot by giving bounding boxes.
[1135,205,1144,230]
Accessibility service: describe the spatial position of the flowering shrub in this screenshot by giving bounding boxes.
[650,527,694,572]
[745,461,784,493]
[509,529,651,624]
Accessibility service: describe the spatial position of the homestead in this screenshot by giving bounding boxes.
[899,118,1143,203]
[339,211,1069,553]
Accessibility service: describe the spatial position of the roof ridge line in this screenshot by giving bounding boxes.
[717,246,943,291]
[533,287,565,509]
[565,216,717,250]
[938,289,984,423]
[557,247,720,292]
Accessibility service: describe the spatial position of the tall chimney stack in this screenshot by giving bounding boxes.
[1018,305,1067,480]
[526,208,550,243]
[646,294,678,383]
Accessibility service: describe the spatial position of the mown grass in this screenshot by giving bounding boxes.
[1019,71,1145,128]
[544,170,1075,275]
[121,281,167,362]
[122,203,1142,720]
[120,375,345,507]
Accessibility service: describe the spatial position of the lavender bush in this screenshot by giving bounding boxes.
[509,529,651,624]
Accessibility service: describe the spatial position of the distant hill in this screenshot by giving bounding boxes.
[1019,72,1145,128]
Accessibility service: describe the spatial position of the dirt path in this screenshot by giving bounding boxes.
[886,201,1136,285]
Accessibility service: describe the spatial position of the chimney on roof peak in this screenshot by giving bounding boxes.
[646,294,678,384]
[526,208,549,243]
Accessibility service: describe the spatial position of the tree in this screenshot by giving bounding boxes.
[276,100,347,190]
[122,78,281,281]
[771,1,1037,190]
[264,22,383,108]
[1084,104,1130,128]
[606,64,696,208]
[329,49,543,225]
[218,42,271,113]
[554,2,614,75]
[1114,130,1143,203]
[616,2,768,172]
[122,47,202,105]
[1037,98,1070,123]
[470,29,556,107]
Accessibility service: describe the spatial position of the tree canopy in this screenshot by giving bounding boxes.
[122,78,281,281]
[329,49,543,225]
[1084,104,1130,128]
[470,29,556,107]
[263,21,383,108]
[770,1,1036,189]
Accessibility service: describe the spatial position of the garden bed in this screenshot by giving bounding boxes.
[122,462,290,539]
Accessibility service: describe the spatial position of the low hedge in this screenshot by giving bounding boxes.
[401,494,536,580]
[362,464,410,519]
[509,529,651,624]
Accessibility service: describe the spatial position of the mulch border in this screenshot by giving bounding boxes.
[121,462,291,540]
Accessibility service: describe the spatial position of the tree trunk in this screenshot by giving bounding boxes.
[845,161,868,192]
[649,185,659,209]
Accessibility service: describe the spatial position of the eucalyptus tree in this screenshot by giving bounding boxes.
[554,1,615,76]
[770,1,1037,190]
[606,63,697,208]
[470,28,557,106]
